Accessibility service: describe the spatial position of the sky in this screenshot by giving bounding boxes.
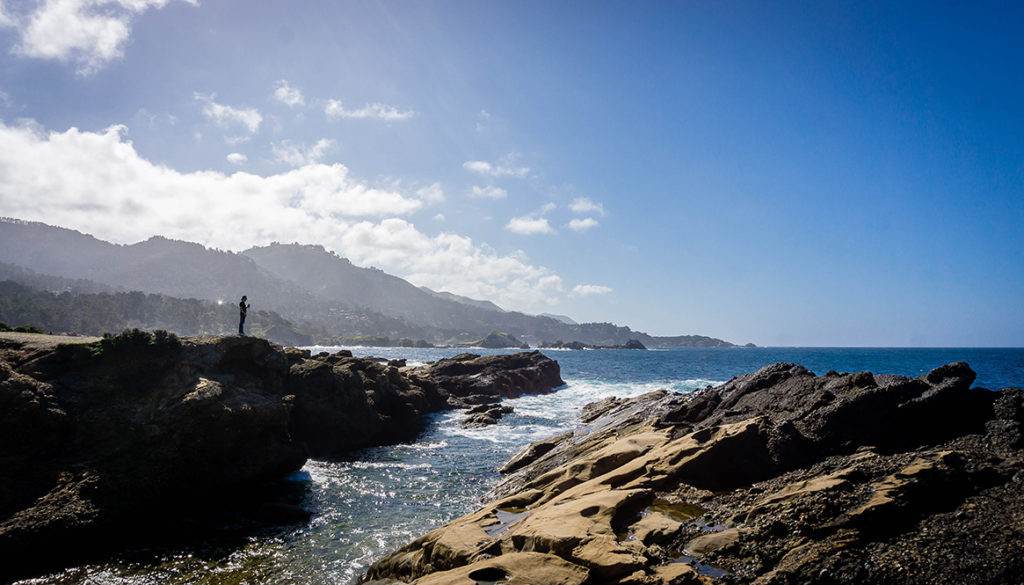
[0,1,1021,347]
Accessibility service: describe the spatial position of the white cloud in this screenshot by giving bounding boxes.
[0,2,15,27]
[325,99,414,121]
[475,109,492,133]
[194,93,262,143]
[0,120,566,312]
[463,159,530,178]
[506,216,554,235]
[9,0,197,75]
[433,213,446,222]
[401,234,564,309]
[470,185,507,199]
[463,160,493,175]
[569,197,606,216]
[272,138,335,167]
[272,80,305,107]
[226,152,247,165]
[568,217,598,231]
[571,284,613,297]
[415,182,444,203]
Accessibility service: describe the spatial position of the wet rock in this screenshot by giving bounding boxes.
[501,432,572,474]
[407,351,565,402]
[289,350,563,455]
[365,362,1024,585]
[461,403,514,428]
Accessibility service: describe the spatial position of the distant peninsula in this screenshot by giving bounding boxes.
[540,339,649,350]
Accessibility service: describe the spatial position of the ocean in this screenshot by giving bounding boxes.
[19,346,1024,584]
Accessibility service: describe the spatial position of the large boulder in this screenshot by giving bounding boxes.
[407,351,565,408]
[286,352,444,455]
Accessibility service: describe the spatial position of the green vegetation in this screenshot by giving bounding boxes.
[0,321,44,334]
[334,335,434,348]
[470,331,526,349]
[0,280,318,344]
[92,328,182,355]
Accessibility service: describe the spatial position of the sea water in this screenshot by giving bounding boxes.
[18,347,1024,584]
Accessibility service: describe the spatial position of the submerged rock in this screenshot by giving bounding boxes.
[461,403,515,428]
[364,362,1024,585]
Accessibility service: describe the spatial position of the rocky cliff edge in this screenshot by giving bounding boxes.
[0,334,564,581]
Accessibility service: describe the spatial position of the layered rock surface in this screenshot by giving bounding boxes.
[0,334,563,581]
[364,362,1024,585]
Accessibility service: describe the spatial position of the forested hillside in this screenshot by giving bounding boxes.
[0,281,316,345]
[0,218,746,347]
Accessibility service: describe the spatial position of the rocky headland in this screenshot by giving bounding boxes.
[364,362,1024,585]
[0,332,563,582]
[541,339,648,350]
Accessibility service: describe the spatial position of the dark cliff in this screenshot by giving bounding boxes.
[0,333,564,581]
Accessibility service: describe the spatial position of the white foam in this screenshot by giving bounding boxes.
[433,377,724,448]
[348,461,433,471]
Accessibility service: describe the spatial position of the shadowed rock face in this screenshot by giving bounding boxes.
[364,362,1024,585]
[287,349,564,455]
[0,335,307,581]
[0,336,564,582]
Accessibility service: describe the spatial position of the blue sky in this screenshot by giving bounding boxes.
[0,1,1021,346]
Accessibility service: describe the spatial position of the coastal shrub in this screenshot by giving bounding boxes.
[94,328,182,355]
[0,322,44,333]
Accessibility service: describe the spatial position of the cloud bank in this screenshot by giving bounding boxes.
[0,120,565,311]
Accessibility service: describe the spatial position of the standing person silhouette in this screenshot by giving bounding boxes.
[239,295,249,335]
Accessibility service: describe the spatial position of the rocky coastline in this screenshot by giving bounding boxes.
[0,333,564,582]
[363,361,1024,585]
[540,339,648,350]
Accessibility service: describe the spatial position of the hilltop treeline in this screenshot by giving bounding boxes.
[0,281,315,345]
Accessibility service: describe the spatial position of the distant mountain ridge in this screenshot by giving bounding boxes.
[0,218,748,347]
[420,286,504,313]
